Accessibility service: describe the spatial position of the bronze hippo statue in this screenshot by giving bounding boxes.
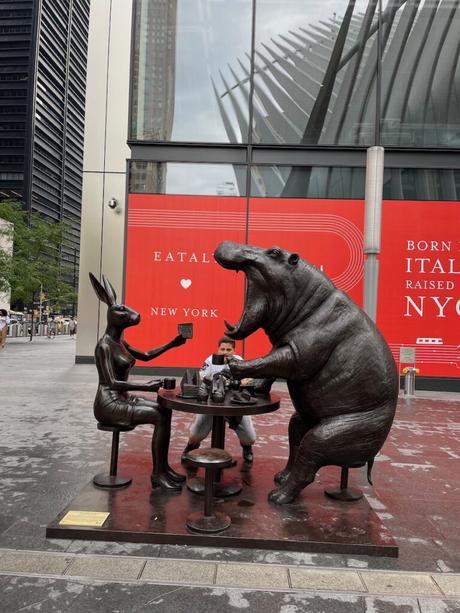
[214,241,398,505]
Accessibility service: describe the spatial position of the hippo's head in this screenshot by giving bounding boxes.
[215,241,321,341]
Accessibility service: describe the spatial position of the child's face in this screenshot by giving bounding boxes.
[217,342,235,359]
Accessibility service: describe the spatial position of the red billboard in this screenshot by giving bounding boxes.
[379,200,460,377]
[125,194,459,378]
[125,194,246,367]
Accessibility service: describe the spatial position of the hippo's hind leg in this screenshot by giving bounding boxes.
[269,406,393,505]
[274,412,314,485]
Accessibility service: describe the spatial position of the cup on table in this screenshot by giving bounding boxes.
[163,377,176,390]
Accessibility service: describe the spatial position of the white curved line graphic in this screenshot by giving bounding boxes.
[128,209,364,292]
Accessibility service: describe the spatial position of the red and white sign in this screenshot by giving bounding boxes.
[245,198,364,358]
[125,195,460,378]
[125,194,246,367]
[379,200,460,377]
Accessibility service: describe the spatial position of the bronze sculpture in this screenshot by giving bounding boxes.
[89,273,188,491]
[214,242,398,505]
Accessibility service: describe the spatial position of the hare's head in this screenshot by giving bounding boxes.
[89,273,140,330]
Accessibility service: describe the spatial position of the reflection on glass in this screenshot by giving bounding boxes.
[250,166,460,200]
[383,169,460,200]
[381,0,460,147]
[245,0,376,145]
[251,166,365,198]
[130,0,252,143]
[129,161,247,196]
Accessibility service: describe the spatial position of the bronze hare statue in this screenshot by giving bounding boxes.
[89,273,187,491]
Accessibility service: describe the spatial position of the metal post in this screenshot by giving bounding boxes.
[363,146,384,322]
[204,469,214,517]
[404,367,417,396]
[109,430,120,476]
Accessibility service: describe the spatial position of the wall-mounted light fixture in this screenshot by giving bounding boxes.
[107,197,118,210]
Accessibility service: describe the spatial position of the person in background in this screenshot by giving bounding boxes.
[47,315,56,339]
[69,317,77,339]
[181,336,256,464]
[0,309,10,349]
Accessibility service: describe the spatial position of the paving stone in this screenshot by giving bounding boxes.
[216,562,289,589]
[432,574,460,597]
[0,551,71,574]
[418,598,460,613]
[141,558,216,584]
[361,571,442,595]
[65,555,145,580]
[289,567,365,591]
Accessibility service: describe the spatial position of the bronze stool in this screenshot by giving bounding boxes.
[93,424,135,489]
[324,462,370,502]
[184,448,233,533]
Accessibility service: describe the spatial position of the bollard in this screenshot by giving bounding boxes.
[403,367,418,396]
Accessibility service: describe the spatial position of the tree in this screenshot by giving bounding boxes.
[0,200,77,310]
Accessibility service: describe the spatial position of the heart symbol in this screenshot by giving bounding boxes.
[180,279,192,289]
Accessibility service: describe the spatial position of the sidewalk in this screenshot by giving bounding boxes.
[1,337,459,612]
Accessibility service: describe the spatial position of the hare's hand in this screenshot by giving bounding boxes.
[145,379,162,392]
[171,334,187,348]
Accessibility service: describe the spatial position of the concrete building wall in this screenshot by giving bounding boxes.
[76,0,133,361]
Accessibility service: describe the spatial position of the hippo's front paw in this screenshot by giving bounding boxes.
[228,358,246,380]
[268,485,298,505]
[274,468,290,485]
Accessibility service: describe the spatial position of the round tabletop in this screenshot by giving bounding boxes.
[158,388,280,417]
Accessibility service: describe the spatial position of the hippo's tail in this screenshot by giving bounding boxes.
[367,458,375,485]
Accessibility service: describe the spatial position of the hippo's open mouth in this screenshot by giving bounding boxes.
[214,241,267,340]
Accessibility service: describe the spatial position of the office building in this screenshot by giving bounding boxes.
[0,0,90,270]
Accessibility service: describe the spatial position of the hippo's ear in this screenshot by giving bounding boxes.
[288,253,299,266]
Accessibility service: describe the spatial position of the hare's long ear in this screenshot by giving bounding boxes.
[102,275,117,305]
[89,272,111,305]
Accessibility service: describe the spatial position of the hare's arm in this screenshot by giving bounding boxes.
[123,334,186,362]
[96,344,157,391]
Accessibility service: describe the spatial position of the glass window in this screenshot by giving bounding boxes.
[129,161,247,196]
[130,0,252,143]
[251,166,365,198]
[251,166,460,200]
[251,0,376,146]
[383,168,460,200]
[381,0,460,147]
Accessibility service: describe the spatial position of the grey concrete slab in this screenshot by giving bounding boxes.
[418,599,460,613]
[65,555,145,580]
[0,575,427,613]
[216,562,289,589]
[361,571,442,596]
[141,558,216,584]
[433,574,460,597]
[289,567,365,591]
[0,550,72,574]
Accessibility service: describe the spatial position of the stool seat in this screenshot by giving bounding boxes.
[97,423,134,433]
[185,447,233,533]
[185,447,233,469]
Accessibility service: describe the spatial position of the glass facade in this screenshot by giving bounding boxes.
[130,0,252,142]
[129,161,247,195]
[130,0,460,148]
[127,1,460,388]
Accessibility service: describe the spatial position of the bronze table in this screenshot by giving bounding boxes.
[158,388,280,496]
